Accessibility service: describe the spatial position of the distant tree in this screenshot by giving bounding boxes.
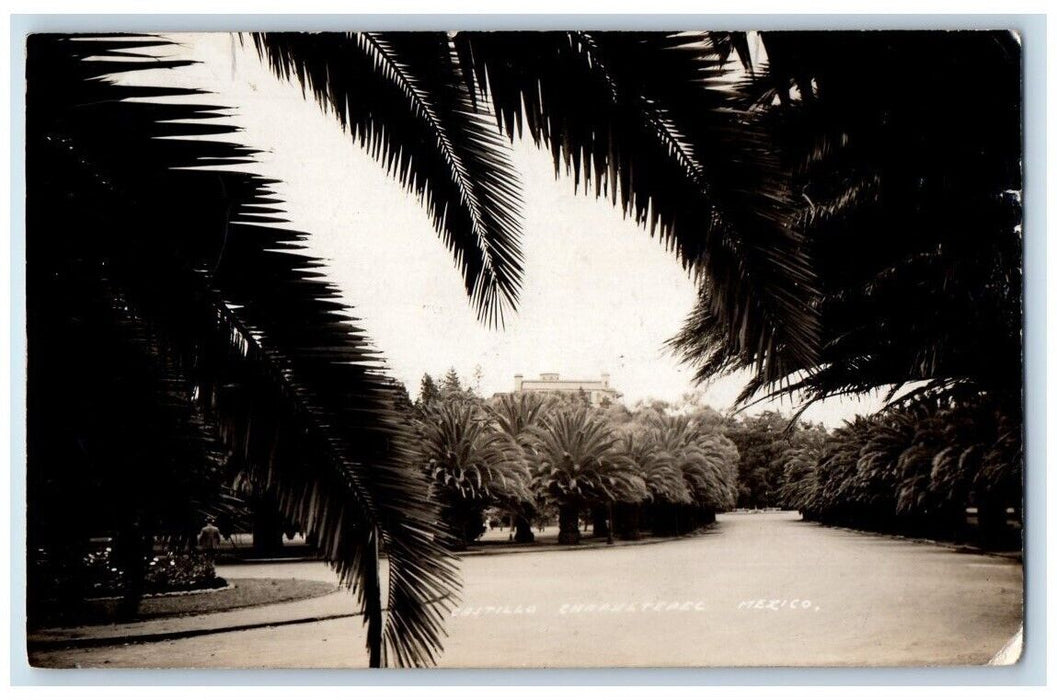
[598,401,634,428]
[688,405,733,433]
[725,412,792,509]
[441,367,464,396]
[417,373,441,412]
[778,427,828,513]
[635,399,673,416]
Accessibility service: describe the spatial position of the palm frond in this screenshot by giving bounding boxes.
[487,391,549,451]
[251,31,525,327]
[413,400,533,505]
[530,406,646,504]
[455,31,820,377]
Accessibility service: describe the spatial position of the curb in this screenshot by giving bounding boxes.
[460,529,712,557]
[218,556,321,565]
[217,527,720,561]
[83,582,234,602]
[805,521,1023,562]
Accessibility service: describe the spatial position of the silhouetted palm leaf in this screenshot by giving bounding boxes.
[27,34,459,667]
[251,32,525,327]
[676,31,1023,410]
[455,31,820,376]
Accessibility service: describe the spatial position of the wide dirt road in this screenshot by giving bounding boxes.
[35,512,1023,668]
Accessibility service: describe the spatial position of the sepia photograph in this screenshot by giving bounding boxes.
[21,24,1027,673]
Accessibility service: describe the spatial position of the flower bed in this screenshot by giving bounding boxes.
[35,545,226,600]
[140,551,224,596]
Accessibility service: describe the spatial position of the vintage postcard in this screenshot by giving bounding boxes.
[23,28,1024,670]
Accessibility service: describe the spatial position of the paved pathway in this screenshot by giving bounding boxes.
[28,512,1023,668]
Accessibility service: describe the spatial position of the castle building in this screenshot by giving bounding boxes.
[510,372,621,407]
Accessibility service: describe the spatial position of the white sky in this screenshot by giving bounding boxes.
[116,33,885,427]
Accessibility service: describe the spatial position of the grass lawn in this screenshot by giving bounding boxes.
[33,578,338,629]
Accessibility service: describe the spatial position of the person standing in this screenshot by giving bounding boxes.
[198,516,222,557]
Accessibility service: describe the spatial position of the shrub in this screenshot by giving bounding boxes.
[32,544,224,601]
[143,551,223,593]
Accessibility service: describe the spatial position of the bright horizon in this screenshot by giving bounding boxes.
[117,33,885,427]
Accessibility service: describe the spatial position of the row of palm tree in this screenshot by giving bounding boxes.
[779,395,1022,547]
[410,392,739,548]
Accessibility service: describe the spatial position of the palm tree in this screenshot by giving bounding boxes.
[618,429,688,540]
[623,430,691,506]
[894,398,1021,542]
[778,443,823,517]
[672,31,1022,413]
[489,393,551,449]
[789,393,1022,548]
[861,409,928,531]
[487,392,551,542]
[690,434,741,517]
[805,418,873,527]
[776,425,828,514]
[529,406,647,544]
[641,414,739,533]
[27,34,464,668]
[412,400,533,547]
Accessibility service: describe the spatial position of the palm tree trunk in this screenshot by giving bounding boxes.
[513,513,535,543]
[447,501,486,548]
[113,520,149,621]
[606,501,614,545]
[251,493,286,556]
[558,503,580,545]
[591,506,610,540]
[977,500,1010,549]
[615,502,641,540]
